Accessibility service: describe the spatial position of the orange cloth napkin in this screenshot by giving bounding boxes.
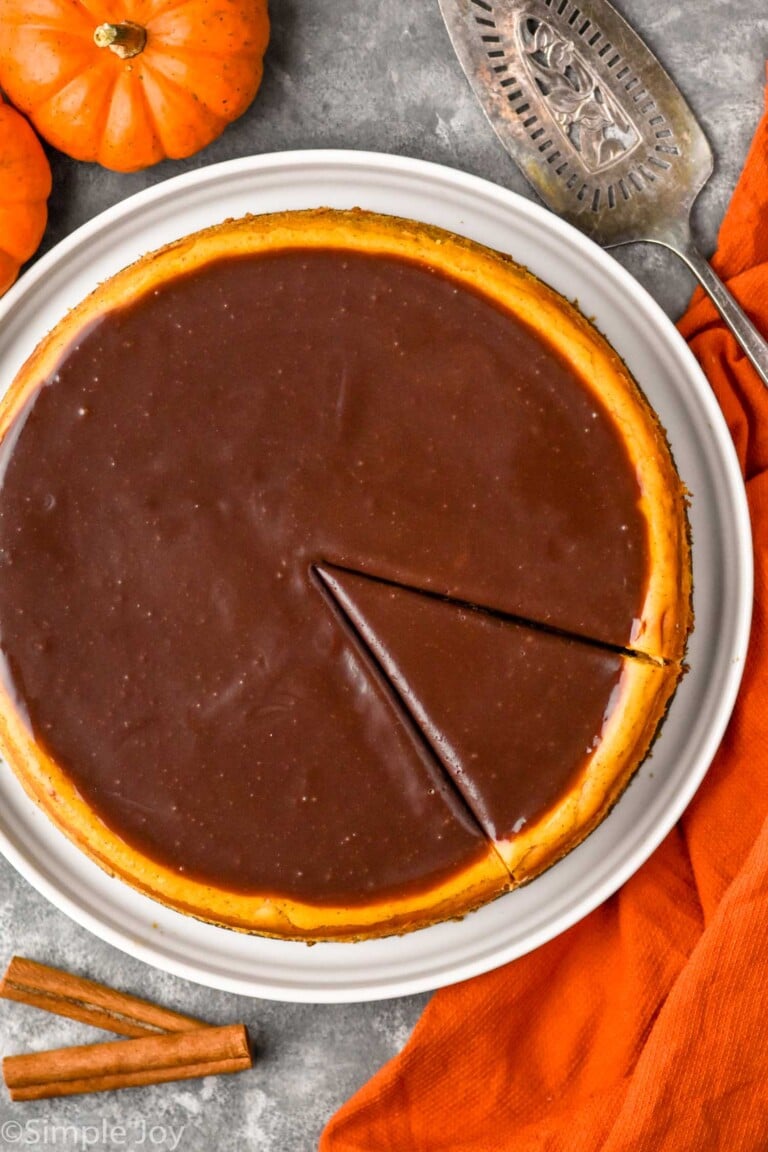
[321,68,768,1152]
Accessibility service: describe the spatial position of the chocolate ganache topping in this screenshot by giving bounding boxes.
[0,245,650,904]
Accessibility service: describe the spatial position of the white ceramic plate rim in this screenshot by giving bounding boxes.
[0,150,753,1002]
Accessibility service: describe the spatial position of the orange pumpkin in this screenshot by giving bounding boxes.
[0,93,51,297]
[0,1,270,173]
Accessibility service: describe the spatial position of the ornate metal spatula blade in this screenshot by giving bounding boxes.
[439,0,710,246]
[439,0,768,386]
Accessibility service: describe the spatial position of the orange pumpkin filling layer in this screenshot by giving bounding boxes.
[0,210,691,939]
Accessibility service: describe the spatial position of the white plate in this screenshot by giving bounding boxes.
[0,151,752,1003]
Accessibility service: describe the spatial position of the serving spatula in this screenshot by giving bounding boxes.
[439,0,768,387]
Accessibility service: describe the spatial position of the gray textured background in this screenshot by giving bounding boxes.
[1,2,766,1149]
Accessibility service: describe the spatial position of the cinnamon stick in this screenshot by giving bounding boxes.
[0,956,205,1038]
[3,1024,251,1101]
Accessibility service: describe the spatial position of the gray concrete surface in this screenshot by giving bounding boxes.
[1,2,766,1149]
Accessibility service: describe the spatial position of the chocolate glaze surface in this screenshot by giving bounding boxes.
[0,248,647,900]
[316,565,625,841]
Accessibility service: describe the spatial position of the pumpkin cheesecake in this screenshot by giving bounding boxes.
[0,209,691,939]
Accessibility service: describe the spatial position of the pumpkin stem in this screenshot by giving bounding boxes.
[93,21,147,59]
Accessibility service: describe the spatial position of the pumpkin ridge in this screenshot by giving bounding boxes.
[10,48,99,110]
[87,70,120,161]
[95,71,163,169]
[58,0,109,34]
[138,57,225,116]
[0,26,96,56]
[0,0,93,35]
[138,62,229,154]
[139,51,259,119]
[132,68,199,159]
[74,0,124,25]
[142,4,270,55]
[141,0,205,22]
[145,41,266,60]
[0,17,90,32]
[34,59,116,157]
[0,27,103,116]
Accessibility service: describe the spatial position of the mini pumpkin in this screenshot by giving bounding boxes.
[0,1,270,173]
[0,93,51,297]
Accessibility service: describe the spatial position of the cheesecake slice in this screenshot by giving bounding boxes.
[315,564,681,883]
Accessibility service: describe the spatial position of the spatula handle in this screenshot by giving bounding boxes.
[659,233,768,389]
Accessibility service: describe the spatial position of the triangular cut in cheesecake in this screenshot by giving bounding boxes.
[314,563,681,883]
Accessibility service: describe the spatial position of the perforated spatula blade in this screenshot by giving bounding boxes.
[439,0,768,386]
